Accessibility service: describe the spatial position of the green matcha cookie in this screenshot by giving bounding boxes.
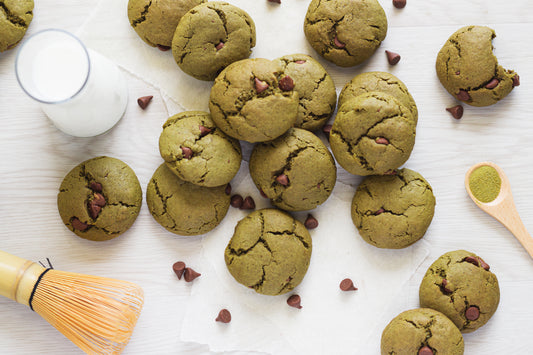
[436,26,519,107]
[57,156,142,241]
[419,250,500,333]
[274,54,337,131]
[0,0,34,52]
[224,209,312,296]
[250,128,336,212]
[381,308,464,355]
[209,58,299,143]
[339,72,418,123]
[304,0,387,67]
[351,168,435,249]
[172,2,256,81]
[146,163,230,236]
[159,111,241,187]
[330,92,416,176]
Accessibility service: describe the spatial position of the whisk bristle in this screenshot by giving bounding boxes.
[30,270,143,354]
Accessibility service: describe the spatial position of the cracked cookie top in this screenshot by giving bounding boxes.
[128,0,206,48]
[419,250,500,333]
[209,58,299,143]
[249,128,336,212]
[381,308,464,355]
[304,0,387,67]
[146,163,230,236]
[274,54,337,131]
[330,92,416,176]
[436,26,519,107]
[224,209,312,296]
[172,1,256,81]
[159,111,241,187]
[351,168,436,249]
[0,0,34,52]
[57,156,142,241]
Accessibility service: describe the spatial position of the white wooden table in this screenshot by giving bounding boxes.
[1,0,533,354]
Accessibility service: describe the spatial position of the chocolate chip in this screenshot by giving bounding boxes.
[92,193,106,207]
[199,125,212,137]
[225,184,232,195]
[295,60,306,64]
[184,267,201,282]
[374,208,385,215]
[385,50,401,65]
[304,214,319,229]
[240,196,256,210]
[287,294,302,309]
[279,76,295,91]
[465,306,480,321]
[259,189,268,198]
[393,0,406,9]
[267,0,281,3]
[441,279,452,294]
[456,90,470,102]
[172,261,186,280]
[446,105,464,119]
[455,71,461,75]
[464,256,479,267]
[254,78,269,93]
[157,45,171,51]
[485,78,499,89]
[88,203,101,219]
[384,170,397,175]
[479,258,490,271]
[230,194,244,208]
[376,137,389,145]
[216,309,232,323]
[334,36,345,48]
[215,42,224,51]
[71,217,88,231]
[276,174,289,186]
[340,278,358,291]
[89,181,102,192]
[418,346,434,355]
[322,124,332,136]
[137,95,153,109]
[181,146,193,159]
[512,74,520,87]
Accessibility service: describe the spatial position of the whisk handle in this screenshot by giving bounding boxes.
[0,250,46,306]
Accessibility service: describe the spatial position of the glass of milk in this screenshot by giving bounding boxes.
[15,29,128,137]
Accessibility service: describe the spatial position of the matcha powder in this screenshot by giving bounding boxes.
[469,166,501,203]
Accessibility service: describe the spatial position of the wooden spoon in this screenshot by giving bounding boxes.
[465,162,533,258]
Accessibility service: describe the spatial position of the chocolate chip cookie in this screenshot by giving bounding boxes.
[419,250,500,333]
[304,0,387,67]
[436,26,519,107]
[224,209,312,296]
[57,156,143,241]
[172,2,256,81]
[0,0,34,52]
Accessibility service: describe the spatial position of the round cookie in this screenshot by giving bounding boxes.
[339,72,418,123]
[436,25,519,107]
[0,0,34,52]
[172,2,256,81]
[330,92,416,176]
[274,54,337,131]
[128,0,206,48]
[224,209,312,296]
[159,111,242,187]
[57,156,142,241]
[304,0,387,67]
[351,168,435,249]
[146,163,230,236]
[250,128,336,212]
[209,58,299,143]
[381,308,464,355]
[419,250,500,333]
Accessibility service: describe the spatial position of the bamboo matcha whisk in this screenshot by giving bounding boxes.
[0,250,144,354]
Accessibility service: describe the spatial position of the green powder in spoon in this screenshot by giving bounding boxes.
[469,166,501,203]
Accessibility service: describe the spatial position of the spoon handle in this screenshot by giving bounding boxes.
[495,198,533,258]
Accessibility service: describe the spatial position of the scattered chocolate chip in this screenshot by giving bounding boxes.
[295,60,306,64]
[89,181,102,192]
[181,146,193,159]
[199,125,212,137]
[446,105,464,119]
[456,90,470,102]
[393,0,406,9]
[215,42,225,51]
[384,170,397,175]
[276,174,289,186]
[184,267,201,282]
[376,137,389,145]
[230,194,244,208]
[322,124,332,136]
[137,95,153,109]
[455,71,460,75]
[441,279,452,294]
[374,208,385,215]
[340,278,358,291]
[92,193,106,207]
[71,217,89,231]
[287,294,302,309]
[279,76,295,91]
[225,184,232,195]
[465,306,480,321]
[304,214,319,229]
[259,189,268,198]
[157,45,171,51]
[485,78,499,89]
[464,256,479,267]
[88,203,102,219]
[512,74,520,87]
[418,346,434,355]
[254,78,269,93]
[385,50,401,65]
[479,258,490,271]
[240,196,256,210]
[172,261,186,280]
[216,309,232,323]
[334,36,345,49]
